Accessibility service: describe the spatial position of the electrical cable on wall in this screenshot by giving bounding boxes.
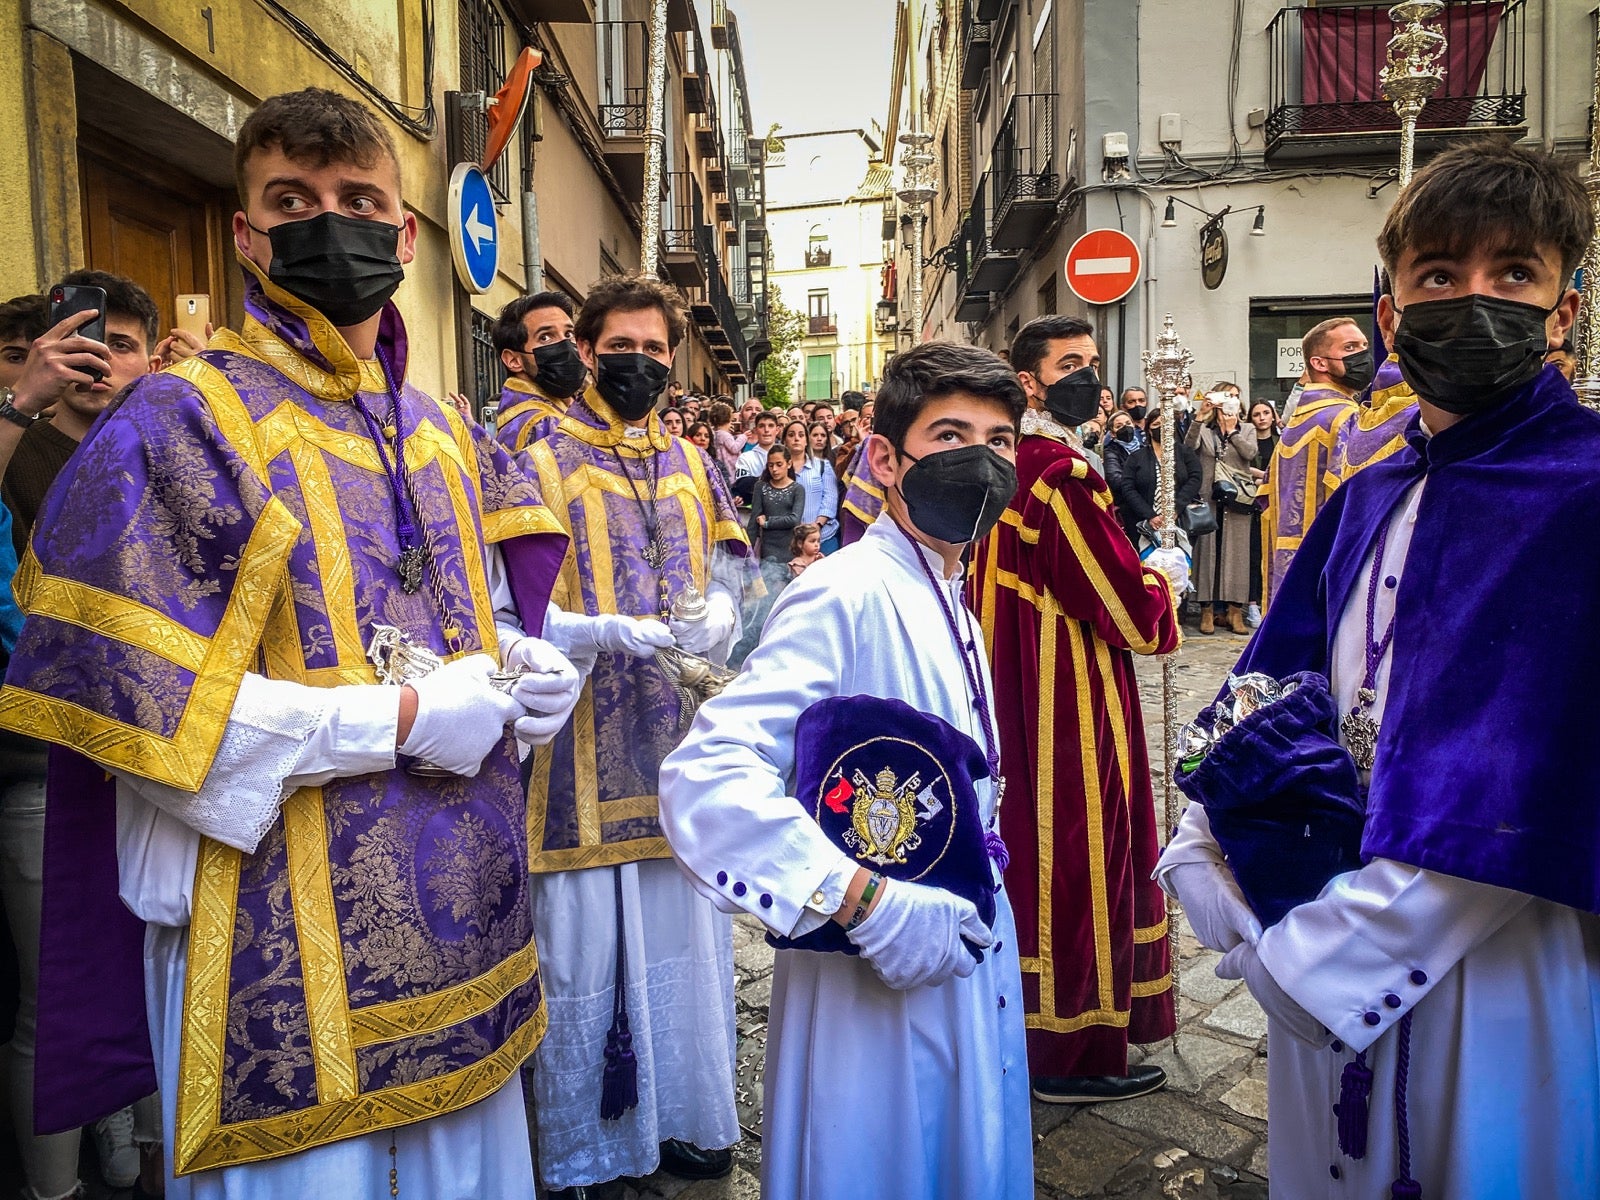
[251,0,437,138]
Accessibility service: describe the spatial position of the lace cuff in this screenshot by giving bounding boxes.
[116,676,400,854]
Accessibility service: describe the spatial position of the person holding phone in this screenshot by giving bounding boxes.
[1184,383,1258,634]
[0,269,165,1199]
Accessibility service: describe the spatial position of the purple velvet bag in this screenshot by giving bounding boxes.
[1176,672,1365,927]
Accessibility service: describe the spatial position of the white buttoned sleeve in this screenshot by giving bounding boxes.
[1255,857,1531,1052]
[1154,801,1228,884]
[658,573,862,939]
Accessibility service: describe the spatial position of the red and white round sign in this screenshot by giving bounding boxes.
[1064,228,1143,306]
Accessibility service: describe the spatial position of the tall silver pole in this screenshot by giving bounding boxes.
[640,0,669,278]
[1380,1,1447,188]
[1573,27,1600,410]
[1142,314,1193,1053]
[897,133,936,345]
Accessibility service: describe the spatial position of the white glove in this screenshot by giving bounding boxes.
[398,654,522,777]
[1216,942,1330,1049]
[1145,547,1191,596]
[590,614,675,657]
[845,879,993,991]
[669,591,737,656]
[1167,861,1263,953]
[502,637,583,746]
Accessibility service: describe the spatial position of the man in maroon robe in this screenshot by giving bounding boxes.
[968,316,1179,1103]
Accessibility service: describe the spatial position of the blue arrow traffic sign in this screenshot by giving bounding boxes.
[448,163,499,294]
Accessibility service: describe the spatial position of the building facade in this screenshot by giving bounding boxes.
[1,0,767,408]
[889,0,1591,401]
[766,129,898,402]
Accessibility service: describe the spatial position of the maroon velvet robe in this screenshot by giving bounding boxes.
[967,430,1178,1076]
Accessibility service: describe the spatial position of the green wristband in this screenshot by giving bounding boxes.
[844,871,885,932]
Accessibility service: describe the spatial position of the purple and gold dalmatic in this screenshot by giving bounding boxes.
[519,390,747,871]
[838,440,884,545]
[1261,385,1357,607]
[1327,359,1418,483]
[493,375,567,454]
[0,263,567,1174]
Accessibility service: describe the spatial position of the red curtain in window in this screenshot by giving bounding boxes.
[1301,4,1504,108]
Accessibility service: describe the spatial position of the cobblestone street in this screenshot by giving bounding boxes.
[570,627,1270,1200]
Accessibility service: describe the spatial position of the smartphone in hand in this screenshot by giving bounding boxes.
[49,284,108,383]
[176,294,211,340]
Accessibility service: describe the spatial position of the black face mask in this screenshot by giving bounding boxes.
[1127,404,1149,422]
[1330,348,1375,394]
[1042,366,1103,427]
[1082,431,1101,450]
[1115,424,1138,444]
[526,340,588,399]
[251,212,404,327]
[897,443,1018,544]
[594,352,670,422]
[1393,294,1557,415]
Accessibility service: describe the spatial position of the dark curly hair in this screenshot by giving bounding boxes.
[873,340,1026,450]
[574,273,689,351]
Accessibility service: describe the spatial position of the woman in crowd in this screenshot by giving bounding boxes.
[687,421,713,454]
[795,422,840,553]
[731,447,805,666]
[1184,388,1258,634]
[661,408,685,438]
[1107,410,1202,546]
[780,420,809,474]
[1246,399,1280,628]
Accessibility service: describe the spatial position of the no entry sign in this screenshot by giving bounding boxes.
[1065,228,1142,306]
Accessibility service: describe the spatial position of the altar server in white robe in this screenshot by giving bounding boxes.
[1160,140,1600,1199]
[660,340,1034,1200]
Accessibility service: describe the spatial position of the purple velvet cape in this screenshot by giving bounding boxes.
[769,695,995,955]
[0,271,569,1155]
[1232,365,1600,914]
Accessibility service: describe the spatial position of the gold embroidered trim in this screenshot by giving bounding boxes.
[281,787,360,1102]
[1132,918,1169,944]
[19,573,208,671]
[0,498,299,790]
[176,836,243,1170]
[1131,974,1174,999]
[1064,620,1116,1012]
[482,505,566,544]
[557,389,669,452]
[176,996,548,1175]
[599,795,660,823]
[529,838,672,873]
[286,440,367,668]
[349,937,542,1047]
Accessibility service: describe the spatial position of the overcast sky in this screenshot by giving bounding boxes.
[733,1,899,139]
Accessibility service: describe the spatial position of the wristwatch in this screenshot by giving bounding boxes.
[0,388,37,429]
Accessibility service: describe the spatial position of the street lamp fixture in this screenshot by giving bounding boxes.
[1251,207,1266,236]
[1161,197,1177,228]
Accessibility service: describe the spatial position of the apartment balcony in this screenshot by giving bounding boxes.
[961,5,992,91]
[507,0,591,20]
[726,136,752,189]
[957,290,994,323]
[962,174,1019,294]
[662,171,709,290]
[681,23,708,114]
[974,0,1003,19]
[1264,0,1526,165]
[990,92,1059,250]
[711,0,729,49]
[596,20,647,194]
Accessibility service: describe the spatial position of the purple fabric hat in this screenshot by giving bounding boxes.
[1176,672,1366,928]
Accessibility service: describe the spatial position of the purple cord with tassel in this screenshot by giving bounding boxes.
[599,868,638,1121]
[1338,1050,1373,1159]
